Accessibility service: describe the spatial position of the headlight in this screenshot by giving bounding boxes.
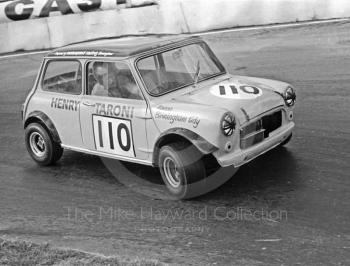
[221,112,236,136]
[283,86,296,107]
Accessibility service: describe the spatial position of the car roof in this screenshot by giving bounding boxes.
[47,35,202,58]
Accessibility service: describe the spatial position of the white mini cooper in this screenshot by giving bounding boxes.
[23,36,296,197]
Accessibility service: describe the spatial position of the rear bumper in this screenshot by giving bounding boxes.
[216,121,294,167]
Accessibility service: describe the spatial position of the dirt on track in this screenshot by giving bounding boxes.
[0,21,349,265]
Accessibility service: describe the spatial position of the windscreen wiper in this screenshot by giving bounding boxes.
[193,60,201,85]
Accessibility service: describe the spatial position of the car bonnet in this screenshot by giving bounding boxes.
[168,76,285,124]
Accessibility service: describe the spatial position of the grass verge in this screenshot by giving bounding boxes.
[0,237,163,266]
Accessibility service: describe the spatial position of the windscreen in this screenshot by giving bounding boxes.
[137,42,225,96]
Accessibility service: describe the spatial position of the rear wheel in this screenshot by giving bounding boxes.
[158,142,206,199]
[25,123,63,166]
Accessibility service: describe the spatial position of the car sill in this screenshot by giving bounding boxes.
[60,144,154,166]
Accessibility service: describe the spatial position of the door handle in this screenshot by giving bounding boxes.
[82,101,96,107]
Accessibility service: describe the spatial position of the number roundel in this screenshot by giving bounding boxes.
[117,123,131,152]
[93,115,135,157]
[210,82,262,99]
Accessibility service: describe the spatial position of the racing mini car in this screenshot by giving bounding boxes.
[22,36,296,197]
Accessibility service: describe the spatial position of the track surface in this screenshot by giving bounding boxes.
[0,21,349,265]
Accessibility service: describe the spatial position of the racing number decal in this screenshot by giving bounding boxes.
[211,83,262,99]
[93,115,135,157]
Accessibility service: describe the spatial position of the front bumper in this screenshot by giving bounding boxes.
[216,121,294,167]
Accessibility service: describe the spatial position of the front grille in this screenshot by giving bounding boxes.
[240,110,282,149]
[261,110,282,138]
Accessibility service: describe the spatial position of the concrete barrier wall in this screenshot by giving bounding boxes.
[0,4,188,53]
[171,0,350,33]
[1,0,350,54]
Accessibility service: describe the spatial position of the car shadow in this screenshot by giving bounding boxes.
[195,146,300,203]
[48,145,299,202]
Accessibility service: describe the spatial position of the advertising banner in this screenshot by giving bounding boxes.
[0,0,157,23]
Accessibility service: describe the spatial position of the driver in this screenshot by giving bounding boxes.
[106,63,121,98]
[91,62,109,96]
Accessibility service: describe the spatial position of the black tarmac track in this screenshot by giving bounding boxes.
[0,21,349,265]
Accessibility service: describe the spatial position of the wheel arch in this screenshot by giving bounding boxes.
[24,111,61,143]
[152,128,218,166]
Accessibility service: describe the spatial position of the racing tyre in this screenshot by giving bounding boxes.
[158,142,206,199]
[25,123,63,166]
[279,133,292,147]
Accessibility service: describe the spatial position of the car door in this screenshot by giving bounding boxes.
[29,59,84,148]
[79,60,150,161]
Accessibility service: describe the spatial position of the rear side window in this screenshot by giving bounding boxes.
[42,60,82,95]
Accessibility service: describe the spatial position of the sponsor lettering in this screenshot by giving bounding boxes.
[155,111,201,129]
[51,97,80,111]
[187,116,200,129]
[53,51,115,57]
[156,105,173,111]
[95,103,134,119]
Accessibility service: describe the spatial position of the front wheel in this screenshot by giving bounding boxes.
[158,143,206,199]
[25,123,63,166]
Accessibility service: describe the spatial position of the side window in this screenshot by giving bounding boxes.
[42,60,82,95]
[87,61,142,100]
